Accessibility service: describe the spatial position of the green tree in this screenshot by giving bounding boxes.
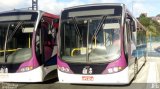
[139,14,151,27]
[138,14,160,37]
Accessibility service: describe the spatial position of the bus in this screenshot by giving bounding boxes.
[0,10,59,82]
[57,3,147,84]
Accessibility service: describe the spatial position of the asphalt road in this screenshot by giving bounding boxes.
[0,57,160,89]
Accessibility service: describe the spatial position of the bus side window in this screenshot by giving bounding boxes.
[35,18,55,64]
[41,23,53,61]
[130,20,136,45]
[35,23,43,65]
[49,26,57,45]
[126,14,136,45]
[126,19,131,43]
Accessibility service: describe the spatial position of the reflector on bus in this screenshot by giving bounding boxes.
[68,9,114,17]
[22,27,34,33]
[103,23,120,29]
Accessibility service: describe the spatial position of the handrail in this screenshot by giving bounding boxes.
[71,48,86,56]
[0,49,18,53]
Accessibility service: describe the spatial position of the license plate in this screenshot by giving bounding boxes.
[82,76,94,81]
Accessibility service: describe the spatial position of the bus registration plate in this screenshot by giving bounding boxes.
[82,76,94,81]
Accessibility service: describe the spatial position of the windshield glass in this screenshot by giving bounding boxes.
[60,16,121,63]
[0,12,38,63]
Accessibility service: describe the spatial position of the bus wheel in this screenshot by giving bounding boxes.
[134,58,138,79]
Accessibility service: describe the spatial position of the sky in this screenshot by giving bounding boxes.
[0,0,159,17]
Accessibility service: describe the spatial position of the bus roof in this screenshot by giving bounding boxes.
[63,3,125,10]
[43,12,59,19]
[0,10,59,19]
[0,10,38,14]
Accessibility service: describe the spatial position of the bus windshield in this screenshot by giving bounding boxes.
[60,16,121,63]
[0,12,38,63]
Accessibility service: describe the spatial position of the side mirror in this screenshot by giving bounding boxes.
[131,21,136,32]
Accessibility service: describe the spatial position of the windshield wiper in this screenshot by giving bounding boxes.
[91,16,107,41]
[86,16,107,62]
[72,17,82,40]
[3,21,23,63]
[7,21,23,43]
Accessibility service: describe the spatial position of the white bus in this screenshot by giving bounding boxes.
[57,3,147,84]
[0,10,59,82]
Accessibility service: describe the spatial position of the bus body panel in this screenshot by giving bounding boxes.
[0,66,43,82]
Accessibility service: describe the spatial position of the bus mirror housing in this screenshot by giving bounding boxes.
[126,18,136,32]
[103,23,120,30]
[131,21,136,32]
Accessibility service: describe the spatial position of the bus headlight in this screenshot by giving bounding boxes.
[107,67,124,74]
[58,66,70,73]
[20,66,33,72]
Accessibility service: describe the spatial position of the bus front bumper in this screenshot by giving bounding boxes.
[58,67,130,85]
[0,66,43,82]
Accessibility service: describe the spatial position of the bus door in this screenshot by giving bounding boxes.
[126,18,136,59]
[125,19,132,63]
[36,17,57,67]
[125,13,137,77]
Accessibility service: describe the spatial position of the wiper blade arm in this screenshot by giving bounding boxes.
[7,21,23,43]
[72,17,82,40]
[91,16,107,40]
